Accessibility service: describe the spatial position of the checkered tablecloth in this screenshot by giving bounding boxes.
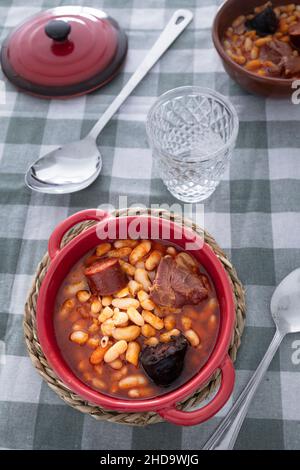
[1,0,300,451]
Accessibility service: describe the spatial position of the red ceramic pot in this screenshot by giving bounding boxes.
[37,209,235,426]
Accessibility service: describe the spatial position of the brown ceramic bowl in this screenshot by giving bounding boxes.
[212,0,299,97]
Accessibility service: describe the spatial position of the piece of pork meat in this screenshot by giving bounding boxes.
[260,39,293,65]
[265,62,283,77]
[84,257,127,296]
[149,255,208,309]
[140,333,189,386]
[259,39,300,77]
[289,21,300,50]
[281,55,300,76]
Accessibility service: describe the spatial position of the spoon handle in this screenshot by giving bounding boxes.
[87,9,193,140]
[203,328,283,450]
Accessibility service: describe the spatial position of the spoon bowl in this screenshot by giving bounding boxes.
[25,138,102,194]
[271,268,300,334]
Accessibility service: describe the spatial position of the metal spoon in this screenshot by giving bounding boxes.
[203,268,300,450]
[25,9,193,194]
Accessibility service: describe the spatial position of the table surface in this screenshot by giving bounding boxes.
[0,0,300,451]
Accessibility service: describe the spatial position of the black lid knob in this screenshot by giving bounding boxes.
[45,20,71,42]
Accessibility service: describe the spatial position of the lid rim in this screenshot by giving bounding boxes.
[0,8,128,99]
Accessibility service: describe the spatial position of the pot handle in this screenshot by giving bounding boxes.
[48,209,109,260]
[158,355,235,426]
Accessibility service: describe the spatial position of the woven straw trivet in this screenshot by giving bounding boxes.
[24,208,246,426]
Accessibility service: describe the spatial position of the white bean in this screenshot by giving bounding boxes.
[126,341,141,367]
[102,296,113,307]
[128,280,142,296]
[64,281,86,296]
[128,389,140,398]
[111,366,128,381]
[159,329,180,343]
[90,299,102,315]
[72,319,88,331]
[119,260,136,277]
[76,290,91,303]
[112,325,141,342]
[232,14,245,28]
[59,298,75,319]
[166,246,177,256]
[129,240,151,265]
[114,239,138,249]
[164,314,176,331]
[181,316,192,330]
[98,306,114,323]
[137,290,155,310]
[104,340,128,363]
[88,322,99,334]
[108,359,123,370]
[96,243,111,257]
[107,247,132,259]
[142,310,164,330]
[100,319,115,336]
[144,337,159,347]
[112,298,140,310]
[91,378,106,389]
[127,306,144,326]
[145,250,162,271]
[134,268,152,292]
[70,330,88,345]
[113,310,129,326]
[87,337,100,349]
[141,324,156,337]
[118,375,148,389]
[115,286,130,298]
[184,329,200,347]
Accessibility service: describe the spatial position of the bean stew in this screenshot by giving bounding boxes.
[54,239,220,399]
[223,2,300,78]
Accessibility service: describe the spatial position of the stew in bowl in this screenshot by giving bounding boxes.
[36,209,235,426]
[54,239,220,400]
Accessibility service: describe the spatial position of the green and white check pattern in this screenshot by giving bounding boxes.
[0,0,300,450]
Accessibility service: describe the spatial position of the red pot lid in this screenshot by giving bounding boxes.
[1,6,128,98]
